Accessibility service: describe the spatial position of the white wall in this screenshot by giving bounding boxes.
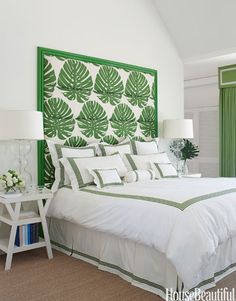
[0,0,184,181]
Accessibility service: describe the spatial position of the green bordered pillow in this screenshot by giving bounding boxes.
[130,138,159,155]
[59,153,128,191]
[124,169,155,183]
[151,162,178,178]
[123,152,171,171]
[98,141,132,157]
[47,140,96,192]
[89,168,124,189]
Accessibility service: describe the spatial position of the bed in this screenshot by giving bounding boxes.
[47,178,236,299]
[37,47,236,300]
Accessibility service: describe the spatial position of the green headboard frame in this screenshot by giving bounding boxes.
[37,47,158,186]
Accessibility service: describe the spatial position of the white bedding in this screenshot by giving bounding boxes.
[47,177,236,290]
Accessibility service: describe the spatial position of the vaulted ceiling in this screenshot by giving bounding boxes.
[155,0,236,61]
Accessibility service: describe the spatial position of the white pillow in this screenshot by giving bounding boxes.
[99,141,132,157]
[89,168,123,189]
[60,153,128,191]
[124,170,155,183]
[123,152,170,171]
[47,140,96,192]
[130,138,159,155]
[151,162,178,178]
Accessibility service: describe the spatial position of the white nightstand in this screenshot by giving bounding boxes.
[182,173,202,178]
[0,188,53,270]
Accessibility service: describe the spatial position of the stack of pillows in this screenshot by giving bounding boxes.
[47,138,178,192]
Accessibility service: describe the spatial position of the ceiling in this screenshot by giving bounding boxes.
[155,0,236,61]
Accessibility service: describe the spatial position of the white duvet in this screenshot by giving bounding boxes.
[47,177,236,290]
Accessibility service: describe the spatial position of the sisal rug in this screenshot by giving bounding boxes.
[0,249,235,301]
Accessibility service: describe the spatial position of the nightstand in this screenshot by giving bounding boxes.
[182,173,202,178]
[0,188,53,270]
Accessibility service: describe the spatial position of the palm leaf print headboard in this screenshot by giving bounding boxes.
[37,47,158,186]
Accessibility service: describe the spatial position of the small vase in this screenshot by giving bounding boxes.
[181,160,188,175]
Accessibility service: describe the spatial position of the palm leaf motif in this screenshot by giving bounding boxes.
[44,142,55,188]
[150,81,156,100]
[76,101,108,139]
[64,136,87,147]
[44,58,56,99]
[101,135,119,145]
[132,136,145,142]
[110,104,137,137]
[125,71,150,108]
[138,106,156,137]
[44,153,55,188]
[58,60,93,103]
[94,66,124,105]
[44,98,75,139]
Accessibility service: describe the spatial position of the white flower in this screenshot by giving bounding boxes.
[6,172,12,178]
[12,177,18,184]
[0,179,6,189]
[7,180,13,187]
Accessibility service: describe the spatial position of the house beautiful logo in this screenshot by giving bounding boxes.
[166,288,235,301]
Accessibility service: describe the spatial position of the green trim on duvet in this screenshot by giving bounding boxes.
[80,187,236,211]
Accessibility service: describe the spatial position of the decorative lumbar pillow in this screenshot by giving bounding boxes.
[99,141,132,157]
[123,152,171,171]
[60,153,128,191]
[130,138,159,155]
[124,169,155,183]
[47,140,96,192]
[89,168,123,189]
[151,162,178,178]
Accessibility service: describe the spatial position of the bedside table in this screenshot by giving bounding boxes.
[0,188,53,270]
[182,173,202,178]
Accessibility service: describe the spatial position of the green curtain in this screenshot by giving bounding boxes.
[220,87,236,176]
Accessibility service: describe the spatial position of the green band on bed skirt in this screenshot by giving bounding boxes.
[51,239,236,295]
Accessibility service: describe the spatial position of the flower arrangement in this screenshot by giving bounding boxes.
[0,170,25,193]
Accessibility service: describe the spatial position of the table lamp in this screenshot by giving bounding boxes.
[0,110,44,189]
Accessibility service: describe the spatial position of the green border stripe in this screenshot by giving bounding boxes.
[134,170,139,181]
[93,168,124,188]
[51,240,166,293]
[51,240,236,295]
[125,154,138,170]
[147,169,154,180]
[130,140,138,154]
[154,163,164,178]
[81,187,236,211]
[67,158,86,188]
[99,144,106,156]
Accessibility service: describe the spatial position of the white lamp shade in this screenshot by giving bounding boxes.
[163,119,193,139]
[0,110,44,140]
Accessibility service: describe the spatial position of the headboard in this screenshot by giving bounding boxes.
[37,47,158,186]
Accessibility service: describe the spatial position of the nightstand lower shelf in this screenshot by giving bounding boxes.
[0,238,46,254]
[0,191,53,270]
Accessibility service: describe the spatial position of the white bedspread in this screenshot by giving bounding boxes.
[47,177,236,290]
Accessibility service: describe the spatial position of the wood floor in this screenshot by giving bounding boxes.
[0,249,235,301]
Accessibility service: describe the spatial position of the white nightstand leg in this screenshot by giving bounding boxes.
[37,199,53,259]
[5,202,21,271]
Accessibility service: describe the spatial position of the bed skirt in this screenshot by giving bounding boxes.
[48,217,236,300]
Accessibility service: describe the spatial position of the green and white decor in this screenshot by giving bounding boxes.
[219,64,236,177]
[37,47,158,187]
[0,170,25,193]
